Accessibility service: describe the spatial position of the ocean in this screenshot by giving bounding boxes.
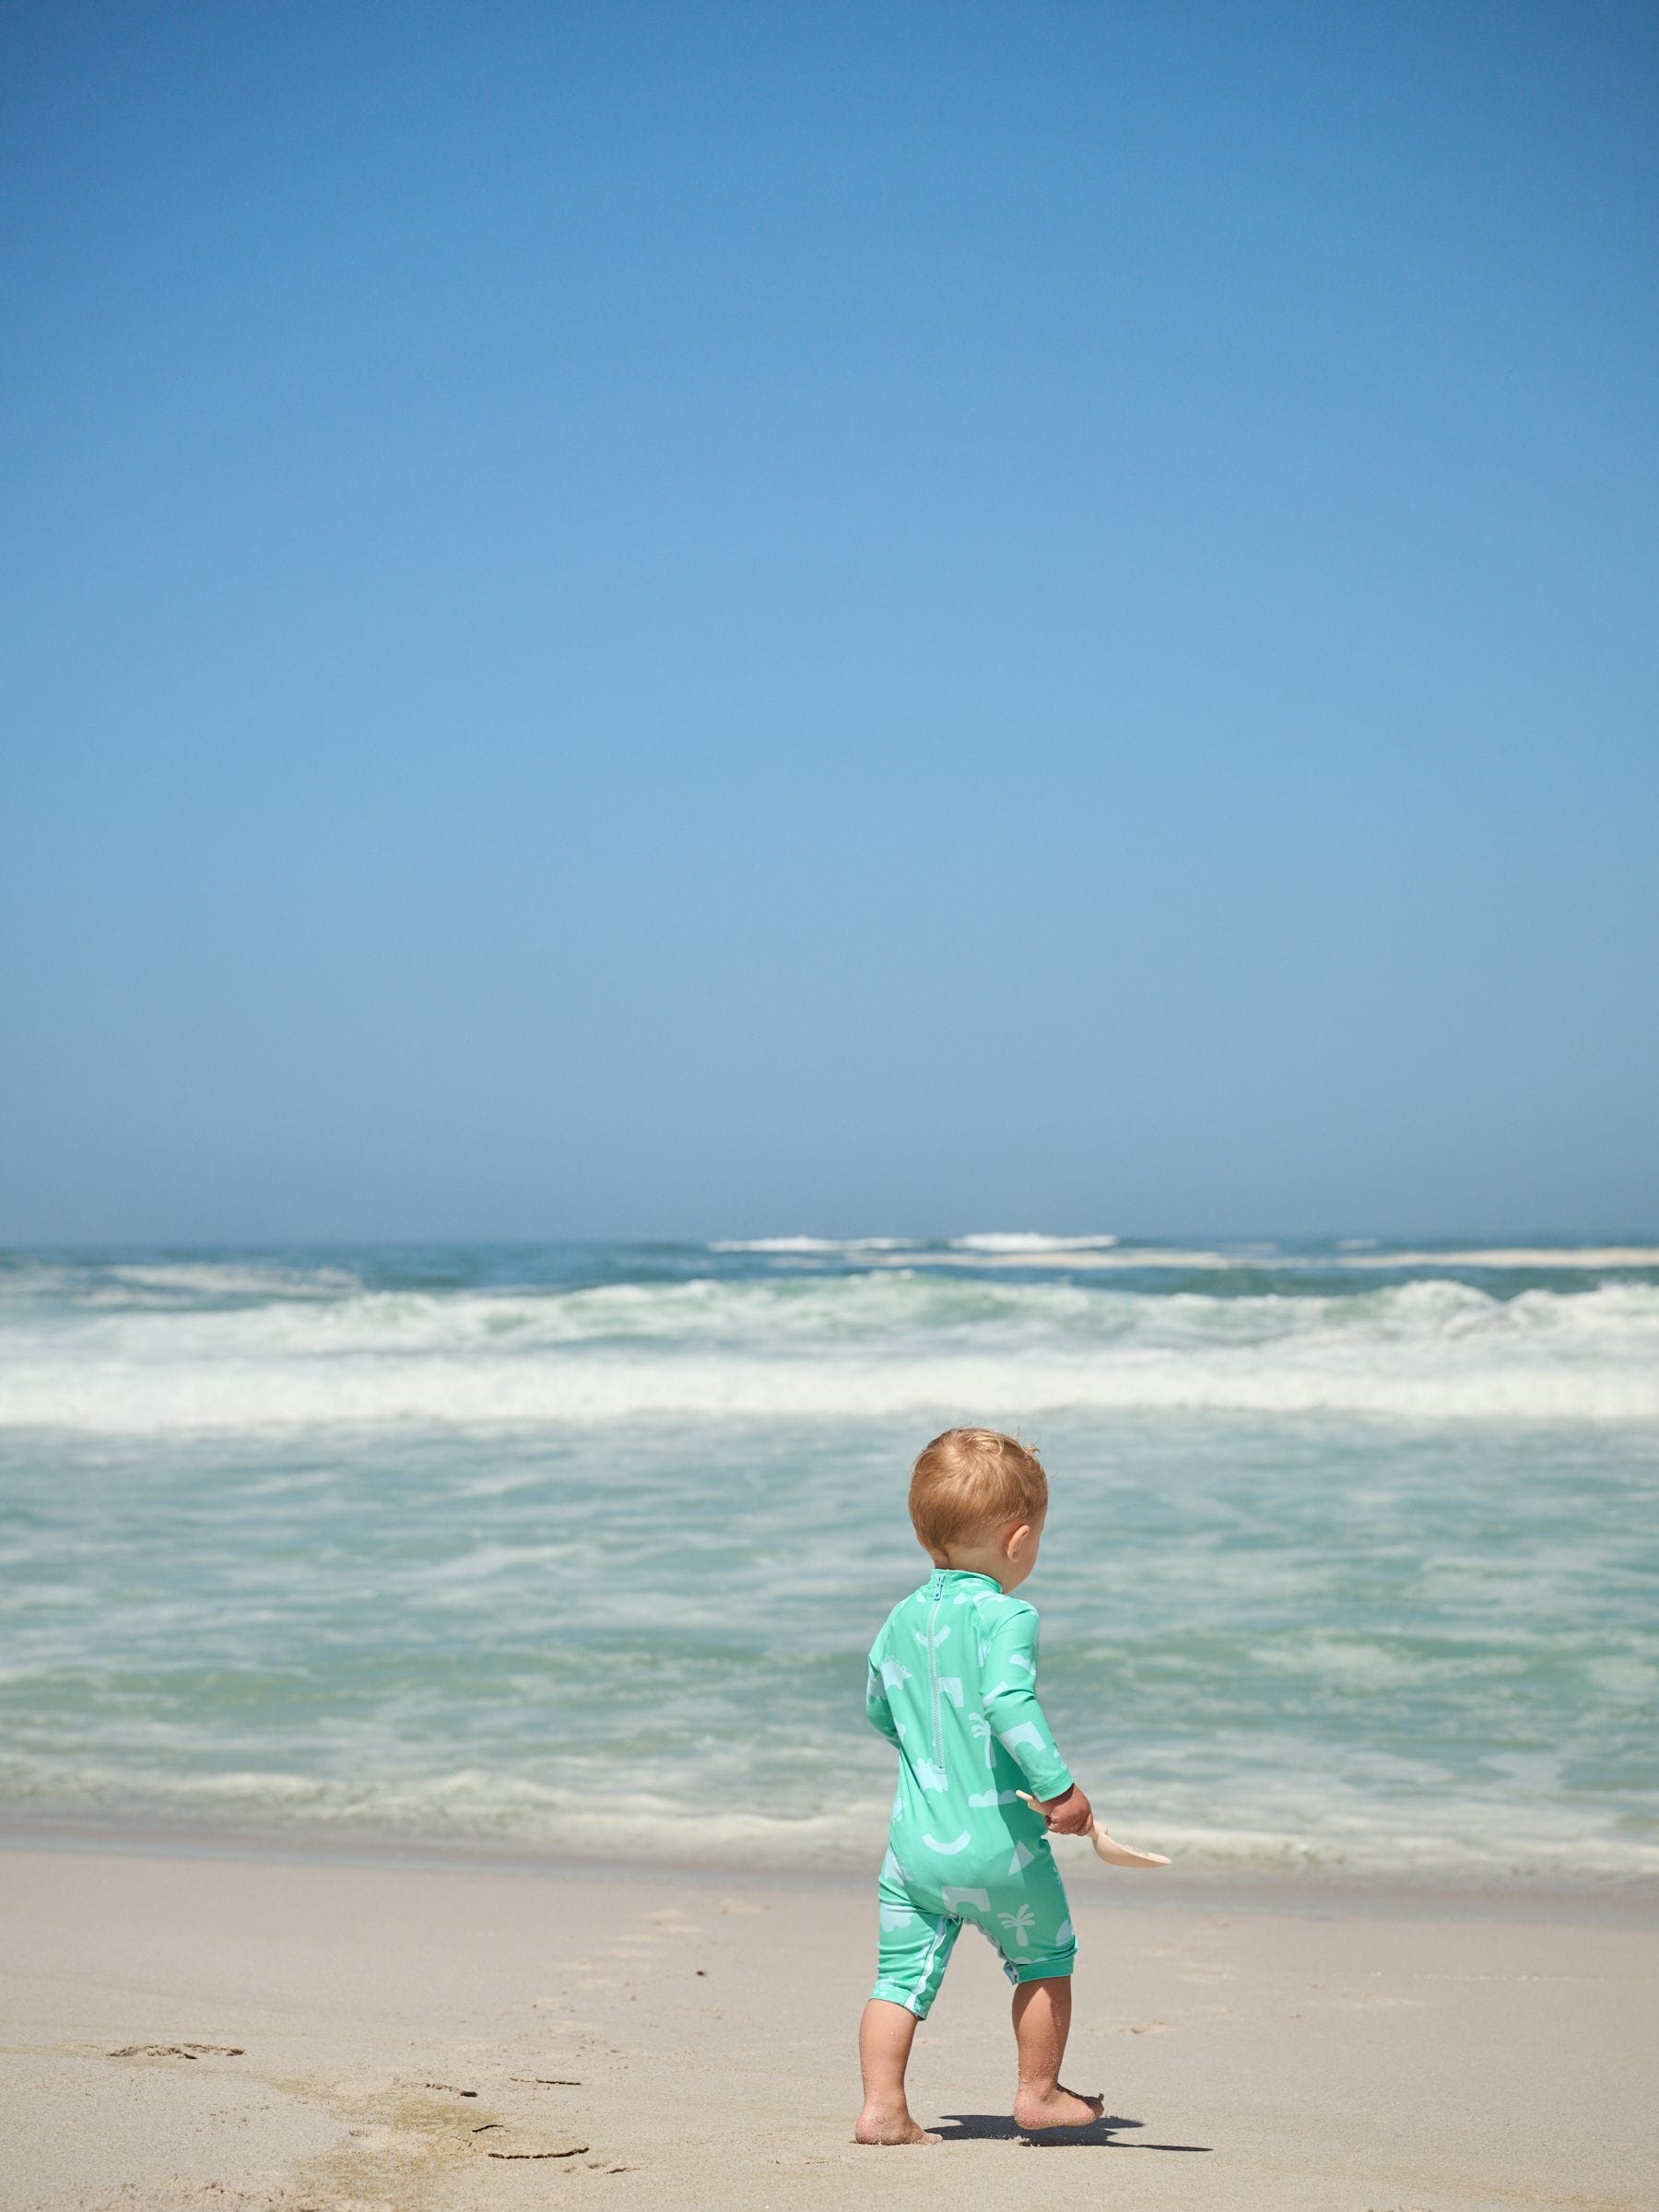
[2,1237,1655,1888]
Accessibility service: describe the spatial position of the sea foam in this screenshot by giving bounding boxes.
[1,1271,1657,1430]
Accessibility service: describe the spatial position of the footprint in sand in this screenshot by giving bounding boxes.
[109,2042,244,2059]
[288,2074,590,2198]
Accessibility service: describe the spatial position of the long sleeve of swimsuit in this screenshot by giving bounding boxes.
[865,1660,901,1747]
[980,1598,1074,1802]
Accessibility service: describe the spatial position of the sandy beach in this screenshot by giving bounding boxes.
[2,1837,1653,2212]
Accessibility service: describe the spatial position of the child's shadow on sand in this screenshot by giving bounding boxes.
[935,2112,1211,2151]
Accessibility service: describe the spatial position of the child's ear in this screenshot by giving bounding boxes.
[1005,1520,1032,1561]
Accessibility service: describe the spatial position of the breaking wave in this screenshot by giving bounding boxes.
[2,1266,1657,1430]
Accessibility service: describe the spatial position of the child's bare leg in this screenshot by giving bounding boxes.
[1010,1977,1104,2130]
[855,1998,940,2145]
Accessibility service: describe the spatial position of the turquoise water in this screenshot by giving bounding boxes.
[1,1239,1655,1886]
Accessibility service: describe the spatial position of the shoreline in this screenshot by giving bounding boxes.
[5,1806,1656,1926]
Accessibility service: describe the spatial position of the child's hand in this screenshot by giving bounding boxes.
[1035,1783,1094,1836]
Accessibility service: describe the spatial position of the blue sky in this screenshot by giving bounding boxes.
[3,1,1655,1241]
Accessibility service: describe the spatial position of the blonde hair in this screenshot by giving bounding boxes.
[909,1427,1047,1554]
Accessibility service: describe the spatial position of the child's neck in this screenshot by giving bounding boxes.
[928,1546,1007,1588]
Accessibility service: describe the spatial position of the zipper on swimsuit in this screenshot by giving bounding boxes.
[927,1568,946,1775]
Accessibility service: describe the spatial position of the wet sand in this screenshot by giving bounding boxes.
[2,1837,1654,2212]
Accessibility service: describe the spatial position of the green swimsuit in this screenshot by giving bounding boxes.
[865,1566,1077,2018]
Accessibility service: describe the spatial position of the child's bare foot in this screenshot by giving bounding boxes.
[853,2102,941,2145]
[1012,2083,1105,2131]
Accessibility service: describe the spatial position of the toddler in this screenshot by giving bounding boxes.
[855,1427,1104,2145]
